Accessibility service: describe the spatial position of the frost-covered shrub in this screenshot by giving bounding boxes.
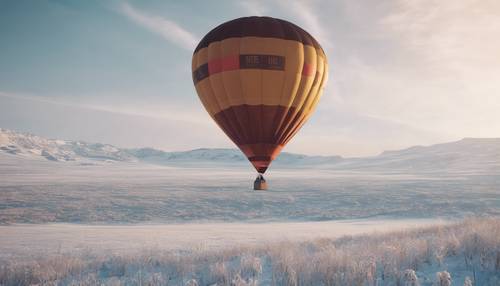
[231,273,257,286]
[272,260,297,286]
[209,261,230,285]
[185,278,198,286]
[106,276,121,286]
[463,276,473,286]
[99,257,127,277]
[403,269,419,286]
[239,255,262,278]
[146,272,165,286]
[436,271,451,286]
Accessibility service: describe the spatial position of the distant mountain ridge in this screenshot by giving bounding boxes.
[0,128,341,165]
[368,137,500,172]
[0,128,134,162]
[1,128,499,173]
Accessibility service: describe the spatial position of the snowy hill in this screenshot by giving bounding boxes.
[0,128,134,162]
[336,137,500,173]
[0,128,342,166]
[1,128,499,173]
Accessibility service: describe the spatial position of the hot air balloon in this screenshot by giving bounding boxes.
[191,16,328,190]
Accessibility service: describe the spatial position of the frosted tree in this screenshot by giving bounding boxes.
[463,276,473,286]
[403,269,420,286]
[436,271,451,286]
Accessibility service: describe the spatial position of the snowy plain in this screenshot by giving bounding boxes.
[0,218,444,259]
[0,129,499,285]
[1,152,499,224]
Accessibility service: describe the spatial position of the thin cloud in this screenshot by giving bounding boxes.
[120,2,197,51]
[374,0,500,137]
[238,1,268,16]
[278,0,333,49]
[0,92,209,126]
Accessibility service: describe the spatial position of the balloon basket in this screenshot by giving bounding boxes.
[253,174,268,190]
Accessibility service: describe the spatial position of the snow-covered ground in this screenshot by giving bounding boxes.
[1,153,499,224]
[0,218,498,285]
[0,218,445,259]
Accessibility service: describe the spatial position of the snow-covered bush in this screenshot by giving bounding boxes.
[239,255,262,278]
[403,269,419,286]
[436,271,451,286]
[231,273,257,286]
[185,278,198,286]
[209,261,230,285]
[463,276,473,286]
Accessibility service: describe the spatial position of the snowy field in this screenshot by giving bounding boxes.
[0,218,499,285]
[1,154,499,224]
[0,218,444,259]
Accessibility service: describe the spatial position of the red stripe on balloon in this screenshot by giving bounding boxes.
[302,63,315,76]
[208,56,240,74]
[222,56,240,70]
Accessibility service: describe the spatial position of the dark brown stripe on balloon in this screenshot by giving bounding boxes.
[213,105,303,145]
[258,167,268,173]
[194,16,322,53]
[192,63,208,84]
[213,104,308,173]
[248,156,272,161]
[275,108,303,143]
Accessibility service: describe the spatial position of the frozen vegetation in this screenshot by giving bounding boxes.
[1,218,499,285]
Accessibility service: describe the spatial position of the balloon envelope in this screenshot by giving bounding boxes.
[192,16,328,173]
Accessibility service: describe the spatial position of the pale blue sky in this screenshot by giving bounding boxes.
[1,0,499,156]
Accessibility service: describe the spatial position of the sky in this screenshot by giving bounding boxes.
[1,0,499,157]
